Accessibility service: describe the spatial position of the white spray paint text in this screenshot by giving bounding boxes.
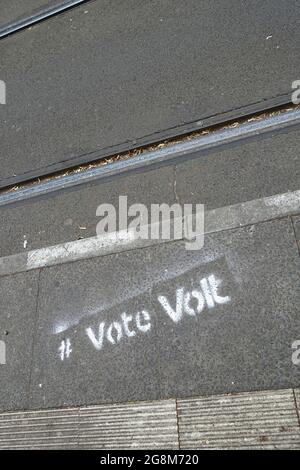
[158,274,231,323]
[85,310,151,351]
[58,274,231,360]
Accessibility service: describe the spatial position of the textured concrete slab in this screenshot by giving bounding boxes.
[0,271,39,411]
[0,390,298,449]
[152,218,300,398]
[0,165,175,257]
[177,389,300,449]
[30,249,163,408]
[28,218,300,409]
[176,126,300,210]
[78,400,178,449]
[0,400,178,449]
[0,0,299,186]
[0,407,79,449]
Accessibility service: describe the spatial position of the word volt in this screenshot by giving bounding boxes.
[157,274,230,322]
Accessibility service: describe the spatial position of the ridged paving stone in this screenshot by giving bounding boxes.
[0,391,299,449]
[177,389,300,449]
[0,408,79,449]
[0,400,178,449]
[78,400,178,449]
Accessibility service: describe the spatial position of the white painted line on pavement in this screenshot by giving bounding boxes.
[0,189,299,277]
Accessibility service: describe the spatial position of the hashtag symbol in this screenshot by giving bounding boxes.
[58,339,72,361]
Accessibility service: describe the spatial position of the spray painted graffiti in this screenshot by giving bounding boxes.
[292,340,300,365]
[0,340,6,365]
[58,273,231,361]
[86,310,151,352]
[157,275,231,323]
[58,338,72,361]
[0,80,6,105]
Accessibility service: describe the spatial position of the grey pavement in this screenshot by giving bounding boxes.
[0,165,175,257]
[0,189,299,278]
[148,218,300,398]
[0,0,299,186]
[1,127,299,258]
[0,189,299,413]
[176,125,300,210]
[22,217,300,410]
[0,400,179,449]
[0,271,40,411]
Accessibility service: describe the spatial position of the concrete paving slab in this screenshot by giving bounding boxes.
[0,165,175,257]
[0,399,178,449]
[78,400,178,449]
[28,218,300,409]
[0,407,79,449]
[176,126,300,210]
[151,218,300,398]
[0,0,299,186]
[29,248,163,408]
[177,389,300,449]
[1,189,300,278]
[0,271,40,411]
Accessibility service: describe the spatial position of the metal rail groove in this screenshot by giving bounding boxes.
[0,390,299,449]
[0,1,89,39]
[0,106,299,208]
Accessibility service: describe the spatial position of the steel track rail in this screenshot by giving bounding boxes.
[0,106,299,208]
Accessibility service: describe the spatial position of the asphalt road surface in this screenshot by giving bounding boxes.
[0,0,299,186]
